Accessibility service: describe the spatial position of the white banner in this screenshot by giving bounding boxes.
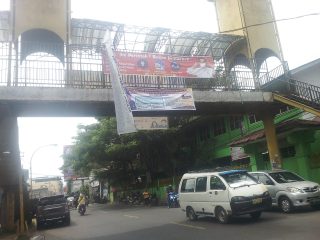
[103,31,137,135]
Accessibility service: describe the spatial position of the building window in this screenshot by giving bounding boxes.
[213,117,226,136]
[280,146,296,158]
[229,116,243,130]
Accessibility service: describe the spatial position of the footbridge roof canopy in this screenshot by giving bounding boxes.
[0,11,243,59]
[71,18,243,58]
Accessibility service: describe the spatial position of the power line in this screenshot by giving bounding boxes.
[219,12,320,34]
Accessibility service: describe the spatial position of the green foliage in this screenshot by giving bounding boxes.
[80,184,90,197]
[61,116,201,189]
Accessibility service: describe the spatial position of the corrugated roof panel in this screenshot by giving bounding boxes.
[70,18,244,58]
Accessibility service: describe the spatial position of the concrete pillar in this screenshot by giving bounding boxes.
[0,106,22,232]
[3,191,15,231]
[262,114,282,169]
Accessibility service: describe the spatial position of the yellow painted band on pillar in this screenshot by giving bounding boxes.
[262,114,282,169]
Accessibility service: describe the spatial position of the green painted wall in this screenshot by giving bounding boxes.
[192,108,320,184]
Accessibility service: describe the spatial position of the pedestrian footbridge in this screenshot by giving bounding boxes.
[2,1,320,234]
[0,15,286,117]
[1,14,320,189]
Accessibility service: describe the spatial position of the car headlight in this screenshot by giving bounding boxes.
[286,187,304,193]
[232,196,249,202]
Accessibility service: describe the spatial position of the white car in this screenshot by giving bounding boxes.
[249,170,320,213]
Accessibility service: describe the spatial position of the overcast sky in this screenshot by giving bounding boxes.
[1,0,320,178]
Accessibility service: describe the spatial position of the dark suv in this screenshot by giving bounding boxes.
[36,195,70,229]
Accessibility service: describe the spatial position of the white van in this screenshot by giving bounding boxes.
[178,170,272,223]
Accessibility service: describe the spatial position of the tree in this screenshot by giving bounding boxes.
[62,116,204,189]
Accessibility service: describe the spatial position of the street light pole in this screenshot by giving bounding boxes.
[29,144,58,197]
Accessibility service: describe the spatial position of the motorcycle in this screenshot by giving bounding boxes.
[66,196,74,209]
[78,204,86,216]
[168,191,179,208]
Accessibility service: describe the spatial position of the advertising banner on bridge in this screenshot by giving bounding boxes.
[102,51,215,78]
[125,87,196,111]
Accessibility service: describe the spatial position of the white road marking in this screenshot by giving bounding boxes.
[171,222,206,230]
[123,214,140,219]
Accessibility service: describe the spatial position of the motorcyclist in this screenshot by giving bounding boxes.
[166,185,173,208]
[143,189,150,206]
[77,193,87,213]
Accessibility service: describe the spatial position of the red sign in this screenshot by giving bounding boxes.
[103,51,215,78]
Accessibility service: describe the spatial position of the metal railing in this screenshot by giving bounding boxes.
[0,41,280,91]
[258,62,288,86]
[287,78,320,106]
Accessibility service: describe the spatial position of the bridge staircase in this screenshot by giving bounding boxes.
[259,64,320,117]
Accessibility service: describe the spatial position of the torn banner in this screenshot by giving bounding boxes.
[103,31,137,135]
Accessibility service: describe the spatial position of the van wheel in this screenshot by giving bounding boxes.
[250,211,262,220]
[279,197,293,213]
[215,207,230,224]
[187,207,198,221]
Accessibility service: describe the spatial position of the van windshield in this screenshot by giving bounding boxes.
[269,171,304,183]
[220,171,258,188]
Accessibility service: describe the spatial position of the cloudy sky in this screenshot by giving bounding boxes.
[1,0,320,177]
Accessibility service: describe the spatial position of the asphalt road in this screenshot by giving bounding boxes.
[35,204,320,240]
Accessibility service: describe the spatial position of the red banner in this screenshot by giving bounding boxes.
[102,51,215,78]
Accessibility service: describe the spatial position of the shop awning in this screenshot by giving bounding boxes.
[230,119,320,147]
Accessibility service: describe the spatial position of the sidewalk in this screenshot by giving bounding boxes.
[0,219,40,240]
[0,233,44,240]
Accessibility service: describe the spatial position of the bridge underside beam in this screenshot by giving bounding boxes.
[0,87,279,117]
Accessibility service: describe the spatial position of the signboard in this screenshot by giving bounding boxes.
[230,147,249,161]
[134,117,168,130]
[103,50,215,78]
[63,145,79,181]
[125,87,196,111]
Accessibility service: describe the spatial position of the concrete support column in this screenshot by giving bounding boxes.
[262,114,282,169]
[3,191,15,231]
[0,106,23,233]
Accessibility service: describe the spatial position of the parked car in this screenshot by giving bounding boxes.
[178,169,272,223]
[36,195,71,229]
[249,170,320,213]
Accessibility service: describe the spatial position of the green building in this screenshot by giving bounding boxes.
[188,59,320,183]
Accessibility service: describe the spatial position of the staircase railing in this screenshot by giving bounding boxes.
[287,78,320,106]
[258,61,289,86]
[258,61,320,108]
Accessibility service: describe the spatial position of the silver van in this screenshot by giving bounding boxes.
[249,170,320,213]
